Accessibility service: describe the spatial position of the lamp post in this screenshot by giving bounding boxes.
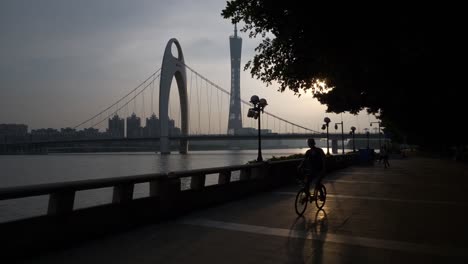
[321,117,331,155]
[370,121,381,150]
[247,95,268,162]
[350,126,356,152]
[334,121,344,154]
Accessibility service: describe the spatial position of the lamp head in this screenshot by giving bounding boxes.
[250,95,260,105]
[259,98,268,108]
[351,126,356,132]
[324,117,330,124]
[321,124,326,130]
[334,124,338,130]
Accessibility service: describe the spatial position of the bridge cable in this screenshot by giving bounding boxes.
[216,87,221,134]
[207,80,212,134]
[195,74,201,134]
[150,73,156,114]
[88,73,160,129]
[183,64,320,134]
[142,88,146,121]
[72,68,160,129]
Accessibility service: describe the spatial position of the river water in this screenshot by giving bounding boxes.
[0,148,352,222]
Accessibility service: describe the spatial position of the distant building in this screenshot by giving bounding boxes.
[108,114,124,138]
[60,127,77,139]
[126,113,142,138]
[31,128,59,136]
[235,127,256,135]
[0,124,28,137]
[144,113,160,137]
[168,119,181,136]
[80,127,100,138]
[31,128,60,141]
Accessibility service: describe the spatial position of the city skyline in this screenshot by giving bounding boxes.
[0,0,379,133]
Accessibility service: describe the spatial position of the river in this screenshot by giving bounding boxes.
[0,148,353,222]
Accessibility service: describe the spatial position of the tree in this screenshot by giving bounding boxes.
[222,1,466,149]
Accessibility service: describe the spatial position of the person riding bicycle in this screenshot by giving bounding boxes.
[297,138,326,197]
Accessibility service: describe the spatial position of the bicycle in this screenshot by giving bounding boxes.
[294,178,327,216]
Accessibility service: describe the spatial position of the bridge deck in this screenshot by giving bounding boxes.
[21,157,468,263]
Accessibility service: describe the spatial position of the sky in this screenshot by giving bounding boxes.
[0,0,378,134]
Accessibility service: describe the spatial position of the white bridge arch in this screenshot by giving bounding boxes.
[159,38,189,154]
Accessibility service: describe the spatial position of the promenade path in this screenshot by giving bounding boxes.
[21,157,468,263]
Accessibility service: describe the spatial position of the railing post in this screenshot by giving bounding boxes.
[48,191,75,216]
[266,161,280,187]
[218,171,231,184]
[150,174,168,197]
[239,168,251,181]
[190,173,206,190]
[112,183,134,203]
[157,175,181,213]
[149,180,159,197]
[251,163,267,180]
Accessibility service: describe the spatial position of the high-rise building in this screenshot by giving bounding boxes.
[168,119,180,136]
[145,113,160,137]
[126,113,142,138]
[227,24,243,135]
[108,114,124,138]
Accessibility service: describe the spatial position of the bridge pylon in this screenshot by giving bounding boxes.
[159,38,189,154]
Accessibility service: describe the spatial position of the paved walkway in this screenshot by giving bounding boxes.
[21,157,468,263]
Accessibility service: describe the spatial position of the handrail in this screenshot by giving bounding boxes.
[0,172,166,200]
[0,162,278,201]
[168,162,263,178]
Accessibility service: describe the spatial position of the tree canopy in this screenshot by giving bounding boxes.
[222,2,465,148]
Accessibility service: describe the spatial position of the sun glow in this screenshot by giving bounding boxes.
[312,79,333,94]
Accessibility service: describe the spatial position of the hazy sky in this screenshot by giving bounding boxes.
[0,0,378,133]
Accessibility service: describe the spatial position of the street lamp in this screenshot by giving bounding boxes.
[349,126,356,152]
[370,121,381,150]
[321,117,331,155]
[334,121,344,155]
[247,95,268,162]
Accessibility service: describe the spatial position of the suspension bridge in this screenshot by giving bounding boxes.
[3,39,381,154]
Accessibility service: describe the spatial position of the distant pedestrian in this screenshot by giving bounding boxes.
[381,145,390,168]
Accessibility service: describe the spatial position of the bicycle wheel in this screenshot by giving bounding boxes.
[295,189,309,216]
[314,183,327,209]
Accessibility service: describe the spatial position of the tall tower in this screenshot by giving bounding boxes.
[228,24,243,135]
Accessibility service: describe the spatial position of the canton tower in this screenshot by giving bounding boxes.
[227,24,242,135]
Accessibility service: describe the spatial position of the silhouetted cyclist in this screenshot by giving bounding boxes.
[297,138,326,196]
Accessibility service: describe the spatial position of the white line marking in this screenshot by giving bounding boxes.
[181,218,468,257]
[325,179,389,184]
[325,179,452,187]
[273,192,460,205]
[331,172,403,176]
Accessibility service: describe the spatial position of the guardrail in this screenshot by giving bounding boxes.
[0,161,293,217]
[0,155,357,259]
[0,154,359,219]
